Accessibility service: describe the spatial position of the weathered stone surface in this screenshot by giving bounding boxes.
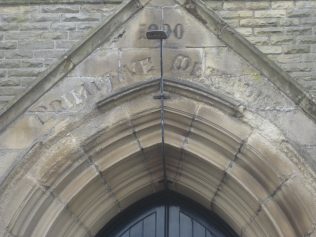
[0,115,45,149]
[240,18,278,27]
[223,1,270,10]
[271,1,294,9]
[41,5,80,13]
[0,2,315,237]
[255,10,286,18]
[0,3,120,112]
[0,42,17,50]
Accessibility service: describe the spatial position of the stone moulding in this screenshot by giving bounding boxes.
[1,86,315,236]
[0,0,144,133]
[178,0,316,121]
[97,78,243,117]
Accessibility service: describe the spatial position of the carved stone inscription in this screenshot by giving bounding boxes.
[120,49,204,81]
[30,75,112,124]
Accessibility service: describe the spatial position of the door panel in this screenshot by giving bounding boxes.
[96,193,238,237]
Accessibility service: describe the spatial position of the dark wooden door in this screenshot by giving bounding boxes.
[96,192,238,237]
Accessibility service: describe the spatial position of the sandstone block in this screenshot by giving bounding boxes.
[274,54,303,64]
[4,50,33,59]
[56,40,77,49]
[246,36,269,45]
[282,63,313,72]
[297,36,316,44]
[223,1,269,10]
[20,59,44,68]
[204,1,223,10]
[80,4,117,14]
[8,68,43,77]
[41,5,80,13]
[301,17,316,25]
[0,42,17,50]
[218,10,253,19]
[255,10,286,18]
[77,22,96,31]
[0,86,25,96]
[39,32,68,40]
[33,49,67,58]
[270,35,294,45]
[0,6,36,14]
[287,9,312,18]
[20,23,50,31]
[0,23,19,31]
[0,70,6,78]
[0,115,45,149]
[68,31,86,40]
[235,28,253,36]
[0,14,29,24]
[0,150,18,180]
[283,45,310,54]
[0,60,20,69]
[271,1,294,9]
[0,79,19,86]
[295,1,316,8]
[4,32,41,40]
[19,40,54,50]
[254,27,283,34]
[279,18,300,26]
[31,14,60,22]
[61,13,100,22]
[285,26,312,34]
[240,18,278,27]
[257,46,282,54]
[51,22,76,31]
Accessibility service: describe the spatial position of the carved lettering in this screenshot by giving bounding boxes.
[163,24,172,37]
[191,62,203,77]
[31,76,113,125]
[173,55,191,71]
[174,24,184,39]
[61,94,74,109]
[32,105,49,124]
[49,99,65,112]
[125,57,154,75]
[69,85,89,105]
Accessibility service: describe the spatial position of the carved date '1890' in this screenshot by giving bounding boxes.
[139,23,184,39]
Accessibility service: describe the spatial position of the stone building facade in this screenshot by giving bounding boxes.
[0,0,315,236]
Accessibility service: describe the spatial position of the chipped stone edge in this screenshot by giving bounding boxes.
[179,0,316,122]
[0,0,122,5]
[0,0,144,133]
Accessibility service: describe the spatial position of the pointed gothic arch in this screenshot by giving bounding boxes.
[0,0,315,236]
[0,80,314,237]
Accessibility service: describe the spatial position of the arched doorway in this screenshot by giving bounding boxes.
[96,191,238,237]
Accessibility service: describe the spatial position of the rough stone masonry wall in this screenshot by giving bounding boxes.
[0,3,118,111]
[205,0,316,102]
